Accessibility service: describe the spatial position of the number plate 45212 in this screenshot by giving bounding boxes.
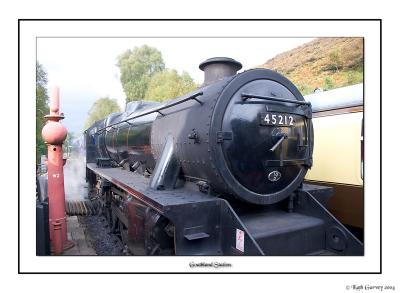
[260,112,295,127]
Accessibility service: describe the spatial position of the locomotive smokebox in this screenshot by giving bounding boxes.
[199,57,242,85]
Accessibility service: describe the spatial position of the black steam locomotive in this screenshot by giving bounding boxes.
[85,57,363,255]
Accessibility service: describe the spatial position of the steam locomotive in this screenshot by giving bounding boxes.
[85,57,363,255]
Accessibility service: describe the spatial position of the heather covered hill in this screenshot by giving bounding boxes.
[259,38,363,95]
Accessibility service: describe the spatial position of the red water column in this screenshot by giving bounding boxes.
[41,87,74,254]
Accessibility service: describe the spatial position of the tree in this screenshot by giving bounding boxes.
[84,97,121,129]
[117,45,165,103]
[144,70,197,102]
[63,132,75,156]
[36,62,49,164]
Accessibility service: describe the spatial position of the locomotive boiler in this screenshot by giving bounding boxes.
[85,57,363,256]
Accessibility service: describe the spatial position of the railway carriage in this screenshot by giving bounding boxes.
[304,84,364,235]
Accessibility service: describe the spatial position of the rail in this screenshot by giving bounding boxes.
[92,91,204,135]
[241,93,311,106]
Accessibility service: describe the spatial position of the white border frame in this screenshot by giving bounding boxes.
[19,20,381,273]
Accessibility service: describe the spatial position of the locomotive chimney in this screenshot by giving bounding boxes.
[199,57,242,86]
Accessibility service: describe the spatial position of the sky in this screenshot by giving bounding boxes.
[37,37,314,134]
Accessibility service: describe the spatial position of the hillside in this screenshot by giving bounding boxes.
[259,38,363,95]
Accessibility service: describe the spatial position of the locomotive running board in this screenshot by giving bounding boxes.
[86,163,363,256]
[87,163,264,255]
[295,187,364,255]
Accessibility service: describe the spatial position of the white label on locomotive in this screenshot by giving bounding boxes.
[236,229,245,252]
[260,112,295,126]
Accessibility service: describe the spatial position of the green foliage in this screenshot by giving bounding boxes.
[145,70,197,102]
[84,97,121,129]
[323,77,334,90]
[36,62,49,164]
[116,45,198,104]
[345,70,363,85]
[117,45,165,103]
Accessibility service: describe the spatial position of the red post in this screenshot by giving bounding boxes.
[41,87,74,254]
